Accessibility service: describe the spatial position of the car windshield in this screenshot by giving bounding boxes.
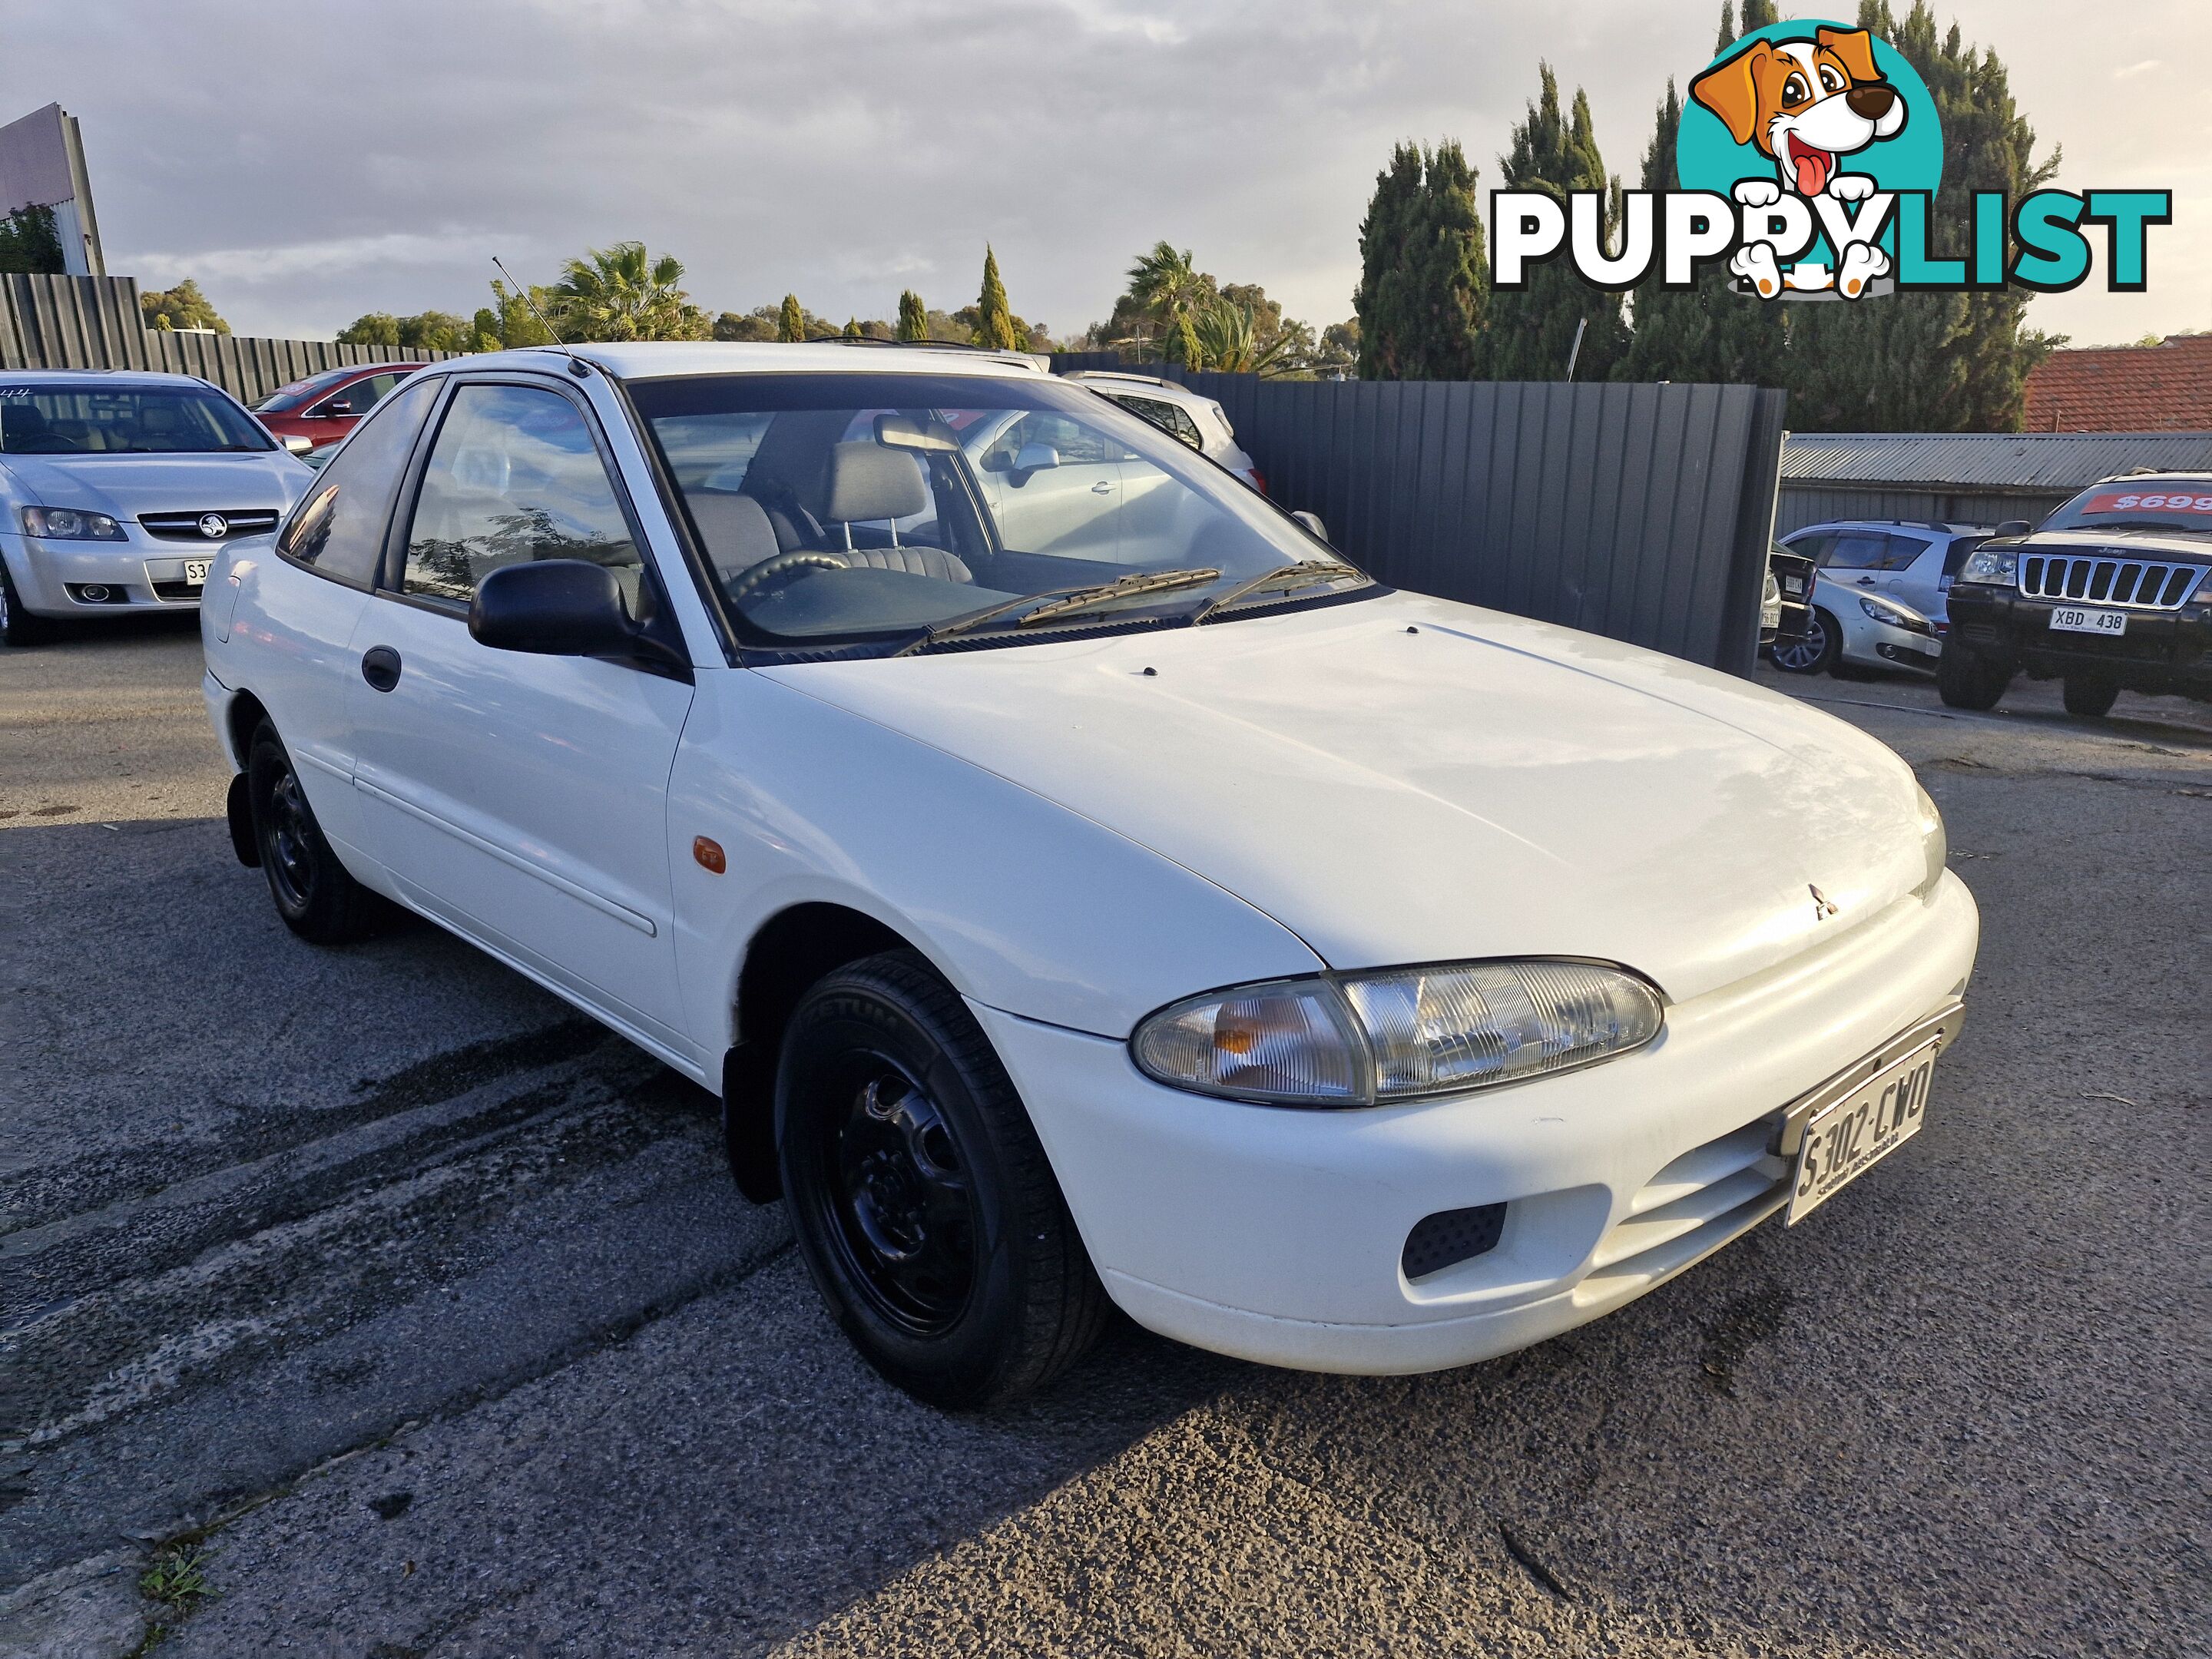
[629,370,1360,653]
[0,384,274,454]
[255,369,356,413]
[2041,480,2212,537]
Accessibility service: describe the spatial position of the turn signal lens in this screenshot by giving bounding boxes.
[1131,960,1663,1108]
[1914,783,1948,898]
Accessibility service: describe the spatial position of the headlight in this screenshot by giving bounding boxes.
[1131,959,1664,1108]
[20,505,127,541]
[1859,594,1932,634]
[1956,545,2017,585]
[1913,783,1947,897]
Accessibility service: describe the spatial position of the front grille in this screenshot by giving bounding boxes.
[1401,1203,1507,1280]
[138,509,281,542]
[1575,1116,1789,1305]
[2018,553,2201,610]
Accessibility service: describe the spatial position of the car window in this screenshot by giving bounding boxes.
[1941,536,1986,577]
[313,373,393,418]
[277,376,441,586]
[1782,531,1831,562]
[256,368,355,414]
[1108,394,1204,450]
[401,382,643,608]
[0,383,272,453]
[1880,531,1933,569]
[1819,532,1892,571]
[979,410,1125,469]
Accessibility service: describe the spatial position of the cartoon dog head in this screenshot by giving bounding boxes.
[1691,26,1906,197]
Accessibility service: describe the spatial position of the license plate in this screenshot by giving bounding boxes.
[2049,605,2126,636]
[1786,1041,1938,1224]
[182,559,210,586]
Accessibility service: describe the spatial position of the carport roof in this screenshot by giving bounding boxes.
[1782,432,2212,491]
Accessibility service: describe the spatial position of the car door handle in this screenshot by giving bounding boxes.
[1090,481,1113,494]
[360,646,403,692]
[1854,576,1876,585]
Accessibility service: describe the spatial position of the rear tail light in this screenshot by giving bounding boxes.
[1248,469,1268,497]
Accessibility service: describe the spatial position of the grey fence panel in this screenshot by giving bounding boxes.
[0,273,458,404]
[1140,366,1785,672]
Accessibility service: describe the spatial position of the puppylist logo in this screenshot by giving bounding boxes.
[1492,20,2171,303]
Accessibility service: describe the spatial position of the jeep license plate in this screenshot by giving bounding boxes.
[2049,605,2126,636]
[1786,1041,1937,1224]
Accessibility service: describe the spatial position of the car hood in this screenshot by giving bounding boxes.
[2017,528,2212,562]
[760,590,1934,1005]
[1,451,313,518]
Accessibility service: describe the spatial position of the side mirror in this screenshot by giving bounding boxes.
[281,435,313,455]
[1994,519,2032,538]
[1290,509,1329,544]
[1012,442,1061,475]
[321,399,353,418]
[470,560,637,657]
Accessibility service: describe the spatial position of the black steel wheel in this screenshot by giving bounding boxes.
[777,951,1108,1409]
[247,722,386,943]
[2062,674,2119,717]
[1772,608,1836,675]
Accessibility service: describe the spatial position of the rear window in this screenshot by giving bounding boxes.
[256,368,356,414]
[1941,535,1986,577]
[2043,480,2212,536]
[0,384,273,453]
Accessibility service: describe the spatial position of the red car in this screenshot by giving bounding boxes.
[253,363,422,446]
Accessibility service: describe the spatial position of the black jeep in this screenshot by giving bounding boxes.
[1940,473,2212,716]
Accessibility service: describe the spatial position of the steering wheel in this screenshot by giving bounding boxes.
[724,551,847,602]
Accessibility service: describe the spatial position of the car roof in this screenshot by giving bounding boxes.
[1061,371,1218,408]
[0,368,222,390]
[479,341,1051,382]
[2091,469,2212,485]
[1786,519,1991,537]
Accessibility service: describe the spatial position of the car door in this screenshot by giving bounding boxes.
[346,375,699,1062]
[971,410,1124,559]
[1869,530,1936,605]
[231,373,443,859]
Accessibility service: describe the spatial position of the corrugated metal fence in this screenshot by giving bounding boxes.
[1082,364,1786,673]
[0,273,458,406]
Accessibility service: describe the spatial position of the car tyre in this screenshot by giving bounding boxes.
[247,722,386,943]
[777,950,1108,1409]
[1937,643,2012,711]
[1771,608,1836,675]
[1,559,56,647]
[2061,674,2119,717]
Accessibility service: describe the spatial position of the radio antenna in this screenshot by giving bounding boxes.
[492,257,590,378]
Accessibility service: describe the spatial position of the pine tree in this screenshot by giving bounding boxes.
[971,247,1021,350]
[777,294,806,343]
[1488,67,1628,381]
[896,290,928,342]
[843,317,863,339]
[1352,141,1489,380]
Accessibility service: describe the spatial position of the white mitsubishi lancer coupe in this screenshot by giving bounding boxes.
[202,343,1977,1407]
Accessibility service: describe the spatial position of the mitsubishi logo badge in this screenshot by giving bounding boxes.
[197,513,230,539]
[1810,884,1839,921]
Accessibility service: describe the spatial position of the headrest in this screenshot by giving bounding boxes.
[688,490,781,576]
[822,441,929,524]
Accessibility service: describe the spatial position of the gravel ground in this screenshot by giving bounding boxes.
[2,615,2205,1657]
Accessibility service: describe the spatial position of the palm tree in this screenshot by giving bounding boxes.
[1188,299,1297,376]
[1126,242,1207,327]
[550,242,709,341]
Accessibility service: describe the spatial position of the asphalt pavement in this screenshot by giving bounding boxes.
[2,612,2205,1657]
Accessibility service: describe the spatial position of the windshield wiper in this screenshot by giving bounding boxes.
[1187,560,1366,624]
[889,568,1223,657]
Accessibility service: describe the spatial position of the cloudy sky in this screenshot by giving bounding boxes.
[4,0,2204,349]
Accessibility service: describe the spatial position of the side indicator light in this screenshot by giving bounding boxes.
[693,836,726,875]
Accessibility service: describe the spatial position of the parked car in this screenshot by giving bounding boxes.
[204,343,1976,1409]
[1060,370,1264,492]
[1765,542,1816,647]
[1771,570,1942,679]
[0,370,314,645]
[1942,474,2212,715]
[1778,521,1991,634]
[253,363,422,449]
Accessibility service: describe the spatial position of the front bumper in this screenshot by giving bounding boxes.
[1,529,212,614]
[974,871,1979,1374]
[1948,584,2212,694]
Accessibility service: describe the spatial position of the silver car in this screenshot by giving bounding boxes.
[0,370,313,645]
[1060,371,1263,492]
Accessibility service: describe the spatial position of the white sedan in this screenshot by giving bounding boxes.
[203,343,1978,1407]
